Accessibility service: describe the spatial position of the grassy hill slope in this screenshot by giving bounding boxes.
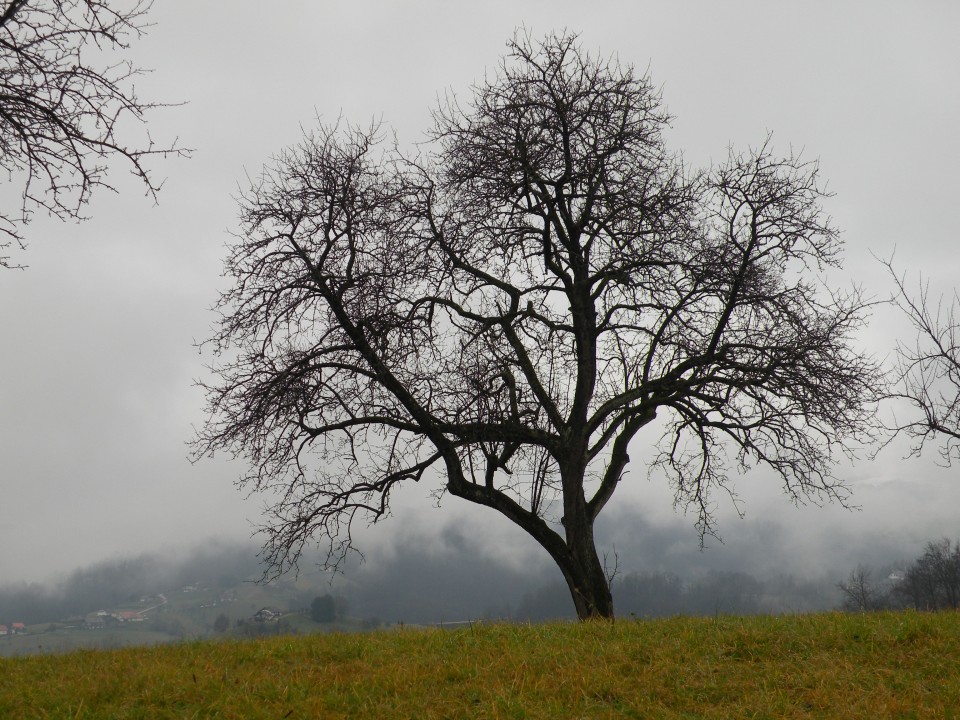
[3,611,958,718]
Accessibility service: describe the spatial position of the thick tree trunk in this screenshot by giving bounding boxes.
[545,446,614,620]
[559,549,614,620]
[558,507,614,620]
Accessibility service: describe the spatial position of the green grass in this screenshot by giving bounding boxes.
[2,611,959,718]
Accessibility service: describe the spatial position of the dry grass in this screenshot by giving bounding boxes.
[2,611,959,718]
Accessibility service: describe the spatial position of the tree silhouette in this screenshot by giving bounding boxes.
[197,33,881,619]
[837,565,885,612]
[0,0,185,268]
[883,258,960,465]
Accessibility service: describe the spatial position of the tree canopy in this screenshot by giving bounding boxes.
[197,33,882,619]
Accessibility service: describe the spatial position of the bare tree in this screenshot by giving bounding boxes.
[882,259,960,464]
[837,565,883,612]
[898,559,940,610]
[196,33,881,620]
[893,538,960,611]
[0,0,184,268]
[916,538,960,610]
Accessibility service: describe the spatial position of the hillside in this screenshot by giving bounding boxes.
[0,573,365,658]
[2,612,959,718]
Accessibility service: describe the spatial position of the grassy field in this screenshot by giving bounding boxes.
[2,611,958,718]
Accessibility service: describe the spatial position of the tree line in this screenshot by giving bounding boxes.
[514,570,836,622]
[838,538,960,612]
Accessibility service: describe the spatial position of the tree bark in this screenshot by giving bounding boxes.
[557,466,614,619]
[558,526,614,620]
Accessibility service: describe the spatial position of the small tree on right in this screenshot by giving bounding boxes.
[884,259,960,463]
[892,538,960,611]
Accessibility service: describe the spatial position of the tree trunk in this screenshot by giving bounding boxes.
[560,555,614,620]
[558,510,614,620]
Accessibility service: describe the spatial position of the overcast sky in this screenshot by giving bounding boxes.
[2,1,959,586]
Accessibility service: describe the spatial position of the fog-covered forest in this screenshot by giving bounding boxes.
[4,525,959,660]
[0,540,842,629]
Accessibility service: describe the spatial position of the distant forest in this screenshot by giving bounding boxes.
[0,543,837,627]
[837,538,960,613]
[3,537,956,631]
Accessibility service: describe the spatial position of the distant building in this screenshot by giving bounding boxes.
[253,607,283,623]
[84,613,106,629]
[0,625,7,636]
[11,623,26,634]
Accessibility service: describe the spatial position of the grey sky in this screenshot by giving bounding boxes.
[2,1,958,585]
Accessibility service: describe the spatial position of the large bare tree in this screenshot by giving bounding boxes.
[0,0,183,268]
[197,33,881,619]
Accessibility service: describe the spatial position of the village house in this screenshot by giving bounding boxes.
[253,607,283,623]
[84,613,106,629]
